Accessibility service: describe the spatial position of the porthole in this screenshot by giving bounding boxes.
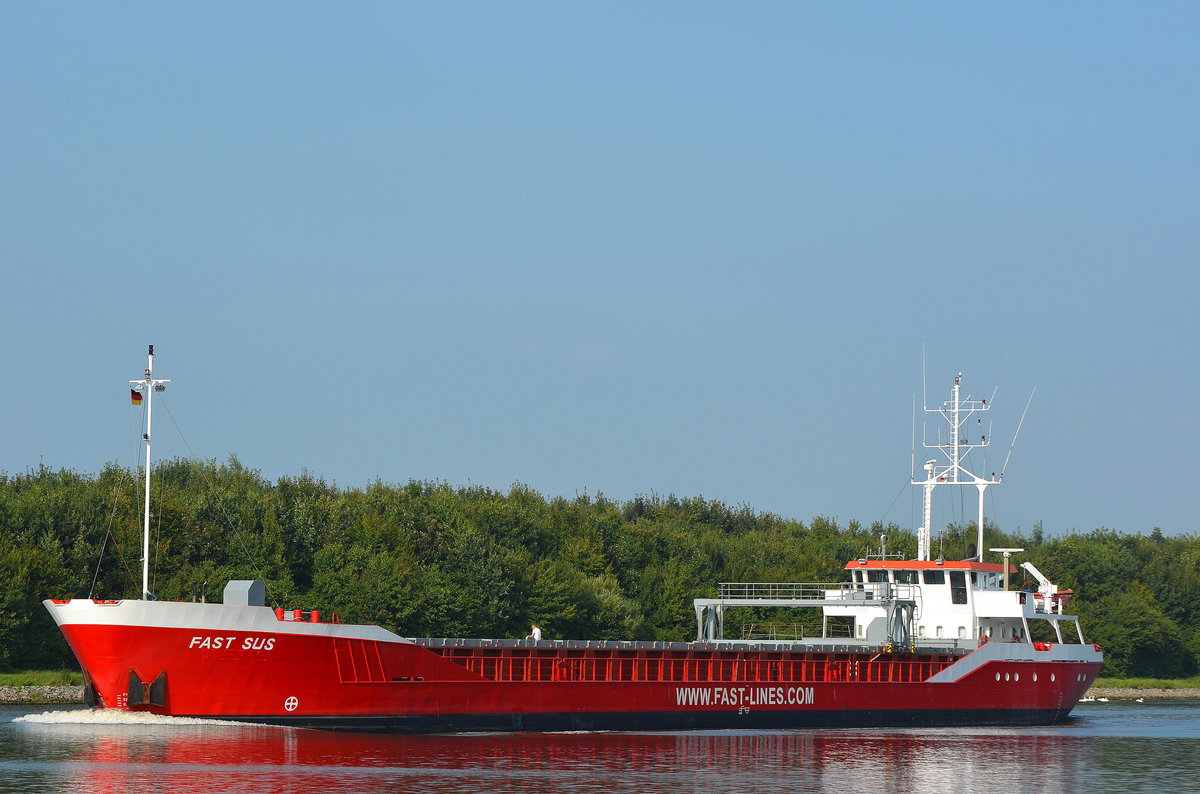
[1005,672,1011,681]
[1050,673,1056,682]
[1014,673,1020,682]
[1033,673,1038,682]
[995,672,1001,681]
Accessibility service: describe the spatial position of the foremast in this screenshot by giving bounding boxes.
[130,345,170,600]
[915,373,999,562]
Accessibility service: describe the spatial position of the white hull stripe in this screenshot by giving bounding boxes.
[43,599,411,644]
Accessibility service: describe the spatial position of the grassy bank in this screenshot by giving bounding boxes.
[0,670,84,687]
[1093,676,1200,690]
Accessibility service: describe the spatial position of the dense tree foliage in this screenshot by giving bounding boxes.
[1,459,1196,678]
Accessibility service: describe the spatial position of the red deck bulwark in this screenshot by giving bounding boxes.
[425,645,959,684]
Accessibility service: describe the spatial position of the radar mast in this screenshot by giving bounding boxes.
[130,345,171,600]
[914,373,999,562]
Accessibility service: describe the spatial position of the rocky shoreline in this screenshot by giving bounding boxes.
[1,684,1198,706]
[0,685,86,705]
[1086,687,1200,700]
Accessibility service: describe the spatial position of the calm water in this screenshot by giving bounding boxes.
[3,702,1199,793]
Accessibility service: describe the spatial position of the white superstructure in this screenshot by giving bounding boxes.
[694,372,1091,657]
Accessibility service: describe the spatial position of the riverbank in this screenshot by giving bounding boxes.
[2,684,1199,706]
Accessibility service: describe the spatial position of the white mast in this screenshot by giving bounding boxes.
[131,345,170,600]
[913,373,999,562]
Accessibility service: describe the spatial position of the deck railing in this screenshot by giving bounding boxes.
[740,622,853,641]
[716,582,917,601]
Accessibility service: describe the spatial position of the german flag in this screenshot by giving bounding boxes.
[130,388,143,406]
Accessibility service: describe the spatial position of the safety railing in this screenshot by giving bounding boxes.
[717,582,917,601]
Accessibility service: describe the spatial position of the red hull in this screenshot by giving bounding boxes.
[48,599,1103,732]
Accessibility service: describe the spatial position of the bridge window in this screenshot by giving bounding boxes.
[950,571,968,604]
[867,570,889,583]
[895,570,918,585]
[923,570,945,585]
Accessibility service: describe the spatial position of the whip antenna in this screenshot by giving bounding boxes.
[921,345,928,416]
[911,393,917,479]
[1002,386,1036,476]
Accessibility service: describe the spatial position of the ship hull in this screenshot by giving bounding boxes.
[45,598,1102,733]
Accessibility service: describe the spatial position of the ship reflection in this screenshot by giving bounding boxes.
[13,712,1097,793]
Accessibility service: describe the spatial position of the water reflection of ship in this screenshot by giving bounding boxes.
[676,731,1095,791]
[20,715,1096,793]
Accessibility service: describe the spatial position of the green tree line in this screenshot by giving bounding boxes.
[1,459,1196,678]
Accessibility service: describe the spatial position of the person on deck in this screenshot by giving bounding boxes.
[525,624,542,641]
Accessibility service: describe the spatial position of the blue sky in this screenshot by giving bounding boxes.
[2,4,1196,541]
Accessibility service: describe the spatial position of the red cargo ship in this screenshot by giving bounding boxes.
[45,352,1102,731]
